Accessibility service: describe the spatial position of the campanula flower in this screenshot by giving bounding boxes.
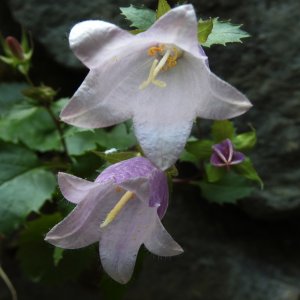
[210,139,245,168]
[45,157,182,284]
[60,5,252,170]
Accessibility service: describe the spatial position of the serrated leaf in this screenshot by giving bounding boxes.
[233,157,263,188]
[94,151,139,164]
[120,5,156,31]
[185,140,214,161]
[205,163,226,183]
[198,18,213,43]
[199,172,254,204]
[0,143,56,234]
[0,101,61,152]
[211,120,235,142]
[202,18,250,47]
[18,214,95,283]
[233,129,257,151]
[157,0,171,19]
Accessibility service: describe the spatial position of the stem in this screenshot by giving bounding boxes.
[0,265,18,300]
[24,72,33,86]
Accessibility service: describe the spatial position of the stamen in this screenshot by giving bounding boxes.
[100,191,134,228]
[139,59,159,90]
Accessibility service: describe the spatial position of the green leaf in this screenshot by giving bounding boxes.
[198,18,213,43]
[179,149,198,164]
[0,83,28,116]
[18,214,95,283]
[211,120,235,142]
[233,128,257,151]
[53,247,64,267]
[202,18,250,47]
[156,0,171,19]
[205,163,226,183]
[233,157,263,188]
[0,102,61,152]
[185,140,214,161]
[199,172,254,204]
[94,150,139,164]
[0,143,56,234]
[120,5,156,31]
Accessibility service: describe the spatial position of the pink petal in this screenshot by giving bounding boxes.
[45,182,118,248]
[69,20,134,69]
[144,216,183,256]
[140,4,200,58]
[99,199,157,284]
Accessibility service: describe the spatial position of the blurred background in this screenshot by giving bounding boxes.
[1,0,300,299]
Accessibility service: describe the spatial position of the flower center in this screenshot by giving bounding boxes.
[139,44,183,90]
[100,190,135,228]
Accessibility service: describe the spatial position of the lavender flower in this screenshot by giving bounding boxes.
[210,139,245,168]
[60,4,252,170]
[45,157,182,284]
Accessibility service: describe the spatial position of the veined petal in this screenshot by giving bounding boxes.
[140,4,200,58]
[60,48,152,128]
[69,20,134,69]
[100,198,157,284]
[58,172,99,204]
[144,216,183,256]
[231,151,245,165]
[45,182,118,248]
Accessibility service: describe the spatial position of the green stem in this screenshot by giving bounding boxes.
[0,265,17,300]
[23,72,34,86]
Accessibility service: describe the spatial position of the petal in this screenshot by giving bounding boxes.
[69,20,134,69]
[184,53,252,119]
[45,182,118,248]
[99,198,157,284]
[140,5,200,58]
[144,216,183,256]
[231,151,245,165]
[58,172,99,204]
[210,152,227,167]
[60,47,152,128]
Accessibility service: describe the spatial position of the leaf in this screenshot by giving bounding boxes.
[156,0,171,19]
[185,139,214,161]
[211,120,235,142]
[233,129,257,151]
[198,18,213,43]
[0,101,61,152]
[233,157,263,188]
[0,83,28,116]
[179,149,198,164]
[18,214,95,283]
[199,172,254,204]
[0,143,56,234]
[94,151,139,164]
[120,5,156,31]
[53,247,64,267]
[202,18,250,47]
[205,163,226,183]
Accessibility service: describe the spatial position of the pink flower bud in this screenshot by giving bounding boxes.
[5,36,24,60]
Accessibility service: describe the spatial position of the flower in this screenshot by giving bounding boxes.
[60,4,252,170]
[210,139,245,168]
[45,157,183,284]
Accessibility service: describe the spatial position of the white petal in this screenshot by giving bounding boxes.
[144,216,183,256]
[69,20,133,69]
[99,199,157,284]
[140,4,200,58]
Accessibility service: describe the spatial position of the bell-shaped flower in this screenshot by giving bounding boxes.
[210,138,245,168]
[60,4,252,170]
[45,157,183,284]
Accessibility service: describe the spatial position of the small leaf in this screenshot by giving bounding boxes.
[156,0,171,19]
[120,5,156,31]
[205,163,226,183]
[94,151,139,164]
[185,140,214,161]
[199,172,254,204]
[211,120,235,142]
[233,128,257,151]
[233,157,263,188]
[53,247,64,267]
[179,149,198,164]
[198,18,213,43]
[0,143,56,234]
[202,18,250,47]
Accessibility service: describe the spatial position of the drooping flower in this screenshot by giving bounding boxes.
[45,157,182,284]
[210,139,245,168]
[60,4,252,170]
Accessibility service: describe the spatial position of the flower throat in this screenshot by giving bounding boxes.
[139,44,183,90]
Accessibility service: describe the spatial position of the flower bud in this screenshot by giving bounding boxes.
[5,36,24,60]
